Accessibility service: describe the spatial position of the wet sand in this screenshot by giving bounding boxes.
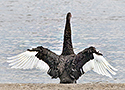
[0,83,124,90]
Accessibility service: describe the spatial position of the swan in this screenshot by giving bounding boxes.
[7,12,117,83]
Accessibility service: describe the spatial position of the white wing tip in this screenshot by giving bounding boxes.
[110,66,118,71]
[109,75,113,78]
[93,53,118,78]
[7,51,49,72]
[115,68,118,71]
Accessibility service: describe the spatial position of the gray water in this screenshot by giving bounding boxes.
[0,0,125,83]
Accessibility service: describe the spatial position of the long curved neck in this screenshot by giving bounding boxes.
[61,18,74,55]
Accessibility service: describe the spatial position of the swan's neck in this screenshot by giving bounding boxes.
[61,19,74,55]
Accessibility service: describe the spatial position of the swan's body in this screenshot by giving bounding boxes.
[7,12,117,83]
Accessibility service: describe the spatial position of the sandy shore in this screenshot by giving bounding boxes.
[0,83,124,90]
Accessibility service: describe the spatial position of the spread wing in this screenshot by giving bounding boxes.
[75,46,118,78]
[82,53,118,78]
[7,46,59,72]
[7,51,49,71]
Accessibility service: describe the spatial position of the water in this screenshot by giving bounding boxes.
[0,0,125,83]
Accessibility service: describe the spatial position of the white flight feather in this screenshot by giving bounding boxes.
[11,55,30,68]
[83,60,94,72]
[7,51,49,71]
[82,53,117,78]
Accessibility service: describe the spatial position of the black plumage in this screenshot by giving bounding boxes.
[27,12,102,83]
[8,12,117,84]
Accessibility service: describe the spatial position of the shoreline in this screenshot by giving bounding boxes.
[0,83,125,90]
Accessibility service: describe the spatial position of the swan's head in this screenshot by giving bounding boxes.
[66,12,72,21]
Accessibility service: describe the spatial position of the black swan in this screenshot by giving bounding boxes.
[7,12,117,83]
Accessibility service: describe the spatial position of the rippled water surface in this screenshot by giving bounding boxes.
[0,0,125,83]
